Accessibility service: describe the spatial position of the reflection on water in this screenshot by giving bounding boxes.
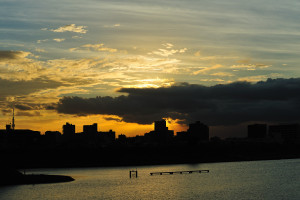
[0,159,299,200]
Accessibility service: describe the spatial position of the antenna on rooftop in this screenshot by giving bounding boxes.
[12,107,15,130]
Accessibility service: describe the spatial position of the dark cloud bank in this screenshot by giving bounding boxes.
[56,78,300,126]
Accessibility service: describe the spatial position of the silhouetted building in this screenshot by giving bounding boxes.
[118,134,127,140]
[188,121,209,141]
[145,119,174,144]
[63,122,75,136]
[7,129,41,146]
[83,123,98,134]
[269,124,300,143]
[176,131,188,138]
[99,130,116,144]
[45,131,61,137]
[6,124,13,134]
[44,131,62,145]
[155,120,168,132]
[13,129,40,137]
[248,124,267,139]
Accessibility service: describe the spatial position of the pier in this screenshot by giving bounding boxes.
[150,170,209,176]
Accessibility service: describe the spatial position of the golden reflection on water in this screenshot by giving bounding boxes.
[0,159,299,200]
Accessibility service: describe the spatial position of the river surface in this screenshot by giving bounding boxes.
[0,159,299,200]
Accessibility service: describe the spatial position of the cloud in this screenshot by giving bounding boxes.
[72,36,82,39]
[15,104,33,110]
[162,43,174,49]
[47,24,87,34]
[0,77,65,98]
[16,111,42,117]
[194,51,201,57]
[53,38,65,42]
[70,43,117,53]
[0,77,66,113]
[230,64,271,71]
[196,56,239,61]
[193,64,223,75]
[149,43,188,57]
[104,24,121,28]
[0,50,43,81]
[0,50,31,60]
[56,78,300,126]
[104,117,123,122]
[37,39,48,43]
[237,73,282,82]
[35,48,46,53]
[210,72,234,77]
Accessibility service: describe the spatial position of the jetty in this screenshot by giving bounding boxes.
[150,169,209,176]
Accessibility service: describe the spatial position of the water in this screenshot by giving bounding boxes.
[0,159,299,200]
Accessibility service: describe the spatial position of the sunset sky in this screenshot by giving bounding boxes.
[1,0,300,138]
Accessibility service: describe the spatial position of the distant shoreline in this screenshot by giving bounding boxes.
[20,157,300,170]
[2,141,299,169]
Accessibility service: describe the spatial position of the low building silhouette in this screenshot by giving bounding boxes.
[187,121,209,141]
[83,123,98,135]
[45,131,62,145]
[269,124,300,143]
[99,130,116,144]
[248,124,267,139]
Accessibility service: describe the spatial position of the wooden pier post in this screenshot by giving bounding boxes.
[129,169,138,178]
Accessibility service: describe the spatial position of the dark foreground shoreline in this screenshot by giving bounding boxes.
[0,168,74,186]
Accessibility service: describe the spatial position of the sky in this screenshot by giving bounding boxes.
[1,0,300,138]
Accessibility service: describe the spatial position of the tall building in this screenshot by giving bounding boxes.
[63,122,75,136]
[188,121,209,141]
[154,120,168,133]
[248,124,267,139]
[144,119,174,143]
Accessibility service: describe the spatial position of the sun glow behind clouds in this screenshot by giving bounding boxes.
[124,78,174,88]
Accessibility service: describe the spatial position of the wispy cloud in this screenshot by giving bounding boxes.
[35,48,46,53]
[37,39,48,43]
[104,24,121,28]
[210,72,234,77]
[70,43,117,53]
[53,38,65,42]
[46,24,87,34]
[194,51,201,57]
[230,64,271,71]
[193,64,223,75]
[149,43,187,57]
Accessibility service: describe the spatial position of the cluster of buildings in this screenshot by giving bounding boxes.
[118,120,209,145]
[248,123,300,143]
[0,121,116,148]
[0,119,209,148]
[1,109,299,149]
